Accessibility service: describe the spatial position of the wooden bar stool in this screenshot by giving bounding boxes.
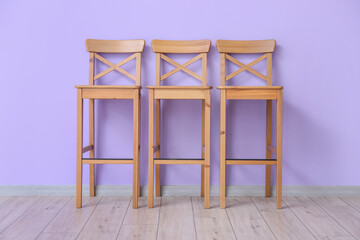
[147,40,212,208]
[216,40,283,209]
[75,39,145,209]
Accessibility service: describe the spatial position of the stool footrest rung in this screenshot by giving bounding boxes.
[154,158,205,165]
[226,159,277,165]
[82,158,133,164]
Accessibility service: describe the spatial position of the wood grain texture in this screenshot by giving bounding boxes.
[154,159,204,165]
[0,196,41,233]
[220,89,226,208]
[157,197,196,240]
[0,197,70,240]
[0,196,359,239]
[204,90,211,209]
[192,196,236,240]
[284,197,355,240]
[312,197,360,239]
[276,90,283,209]
[89,98,95,197]
[155,99,161,197]
[76,85,141,89]
[225,89,278,100]
[147,86,212,89]
[118,197,160,240]
[152,39,211,53]
[252,197,316,240]
[86,39,145,53]
[0,197,11,206]
[148,89,155,208]
[201,100,205,197]
[38,197,101,239]
[226,197,276,240]
[133,90,140,208]
[217,86,283,89]
[123,197,161,225]
[153,89,207,100]
[216,39,276,53]
[266,52,273,85]
[341,196,360,212]
[117,224,157,240]
[77,196,130,240]
[36,232,79,240]
[76,89,83,208]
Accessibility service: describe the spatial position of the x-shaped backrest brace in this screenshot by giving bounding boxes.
[225,53,270,83]
[93,53,138,81]
[160,53,205,83]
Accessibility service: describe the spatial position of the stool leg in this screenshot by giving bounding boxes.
[89,99,95,197]
[265,100,272,197]
[155,99,161,197]
[89,165,95,197]
[138,96,141,197]
[204,91,211,209]
[76,90,83,208]
[148,90,155,208]
[133,91,140,208]
[155,165,160,196]
[220,90,226,208]
[201,100,205,197]
[276,92,283,209]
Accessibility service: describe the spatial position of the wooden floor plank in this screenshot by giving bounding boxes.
[157,197,196,240]
[0,196,358,240]
[226,197,276,240]
[311,197,360,239]
[252,197,316,240]
[192,196,237,240]
[37,196,102,240]
[0,196,70,240]
[341,197,360,212]
[122,196,161,225]
[77,196,131,240]
[117,197,160,240]
[0,197,11,206]
[284,197,355,240]
[117,225,157,240]
[0,196,41,234]
[35,232,78,240]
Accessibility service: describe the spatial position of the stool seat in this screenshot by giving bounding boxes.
[217,86,283,100]
[76,85,142,89]
[147,86,212,100]
[216,86,282,90]
[75,85,141,100]
[147,86,212,89]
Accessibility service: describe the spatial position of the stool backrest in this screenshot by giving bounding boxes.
[85,39,145,86]
[151,40,211,86]
[216,40,276,86]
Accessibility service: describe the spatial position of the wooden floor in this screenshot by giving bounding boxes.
[0,196,360,240]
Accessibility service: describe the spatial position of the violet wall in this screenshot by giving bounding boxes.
[0,0,359,186]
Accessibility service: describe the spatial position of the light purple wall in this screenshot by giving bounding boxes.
[0,0,359,186]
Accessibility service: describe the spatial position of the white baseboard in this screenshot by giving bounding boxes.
[0,185,359,197]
